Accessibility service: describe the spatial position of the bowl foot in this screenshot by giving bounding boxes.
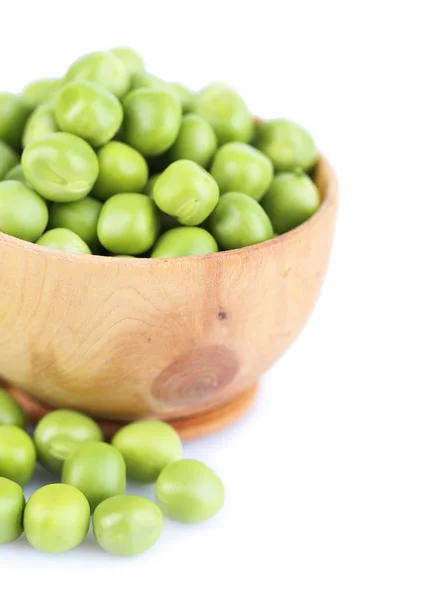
[4,382,258,441]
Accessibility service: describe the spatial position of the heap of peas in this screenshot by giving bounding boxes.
[0,388,224,556]
[0,47,320,259]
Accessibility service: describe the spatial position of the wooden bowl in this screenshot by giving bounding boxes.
[0,155,338,438]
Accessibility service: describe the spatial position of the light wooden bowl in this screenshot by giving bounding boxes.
[0,155,338,439]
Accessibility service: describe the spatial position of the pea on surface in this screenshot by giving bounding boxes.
[110,47,145,76]
[0,425,36,485]
[0,389,26,428]
[0,181,49,242]
[151,227,218,258]
[0,477,25,544]
[22,103,59,147]
[0,140,18,180]
[22,78,64,109]
[0,92,31,149]
[48,196,103,251]
[170,83,194,113]
[167,114,217,168]
[36,228,92,255]
[92,141,148,200]
[65,51,130,99]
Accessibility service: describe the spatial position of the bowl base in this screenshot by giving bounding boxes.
[4,382,258,441]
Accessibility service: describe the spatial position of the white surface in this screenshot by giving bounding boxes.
[1,0,432,598]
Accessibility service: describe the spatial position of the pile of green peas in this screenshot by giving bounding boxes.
[0,47,320,258]
[0,387,224,556]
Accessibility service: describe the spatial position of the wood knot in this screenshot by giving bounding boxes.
[152,345,238,407]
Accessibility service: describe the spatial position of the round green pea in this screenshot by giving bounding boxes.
[22,78,63,109]
[62,441,126,513]
[2,164,26,183]
[170,83,193,113]
[123,88,182,156]
[112,420,182,483]
[261,171,320,233]
[0,92,30,150]
[0,425,36,485]
[151,227,218,258]
[154,160,219,226]
[130,72,171,92]
[0,477,25,544]
[191,83,253,145]
[22,132,99,202]
[254,119,318,172]
[0,181,48,241]
[33,409,103,474]
[97,193,158,255]
[0,389,26,428]
[24,483,90,554]
[144,173,160,198]
[156,459,224,523]
[93,495,163,557]
[65,51,130,99]
[168,114,217,167]
[210,142,273,201]
[48,197,102,251]
[0,140,18,180]
[36,228,92,254]
[55,82,123,147]
[110,47,145,75]
[22,103,58,147]
[209,191,273,250]
[92,141,148,200]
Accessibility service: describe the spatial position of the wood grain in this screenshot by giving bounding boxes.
[0,155,338,422]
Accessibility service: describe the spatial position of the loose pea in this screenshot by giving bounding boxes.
[167,114,217,168]
[22,132,99,202]
[261,171,320,233]
[2,164,26,183]
[65,51,130,99]
[33,409,103,474]
[0,140,18,180]
[143,173,161,198]
[97,193,159,255]
[110,47,145,76]
[36,228,92,254]
[24,484,90,553]
[22,78,63,109]
[48,197,102,251]
[210,142,273,201]
[112,420,182,482]
[170,83,193,113]
[156,459,224,523]
[0,389,26,428]
[254,119,318,172]
[62,441,126,512]
[0,425,36,485]
[92,141,148,200]
[123,88,182,156]
[130,72,171,92]
[93,495,163,557]
[0,92,31,150]
[21,103,59,147]
[151,227,218,258]
[0,477,25,544]
[0,181,49,241]
[55,81,123,147]
[209,191,274,250]
[153,159,219,226]
[190,83,253,145]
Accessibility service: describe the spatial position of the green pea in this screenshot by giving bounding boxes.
[36,228,92,254]
[48,197,102,251]
[22,132,99,202]
[209,191,273,250]
[62,441,126,513]
[130,72,171,92]
[0,140,18,180]
[170,83,193,112]
[210,142,273,201]
[152,227,218,258]
[0,389,26,428]
[254,119,318,172]
[190,83,253,145]
[22,103,58,148]
[0,477,25,544]
[34,409,103,474]
[154,160,219,226]
[92,141,148,200]
[0,425,36,485]
[2,164,26,183]
[168,114,217,167]
[156,459,224,523]
[143,173,160,199]
[261,171,320,233]
[97,193,158,255]
[22,78,63,109]
[0,181,48,241]
[55,82,123,148]
[110,47,145,76]
[93,495,163,557]
[65,51,130,99]
[24,483,90,553]
[123,88,182,156]
[112,420,182,482]
[0,92,31,150]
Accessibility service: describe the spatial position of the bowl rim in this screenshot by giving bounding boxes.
[0,154,338,267]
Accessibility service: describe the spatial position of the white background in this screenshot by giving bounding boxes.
[1,0,432,598]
